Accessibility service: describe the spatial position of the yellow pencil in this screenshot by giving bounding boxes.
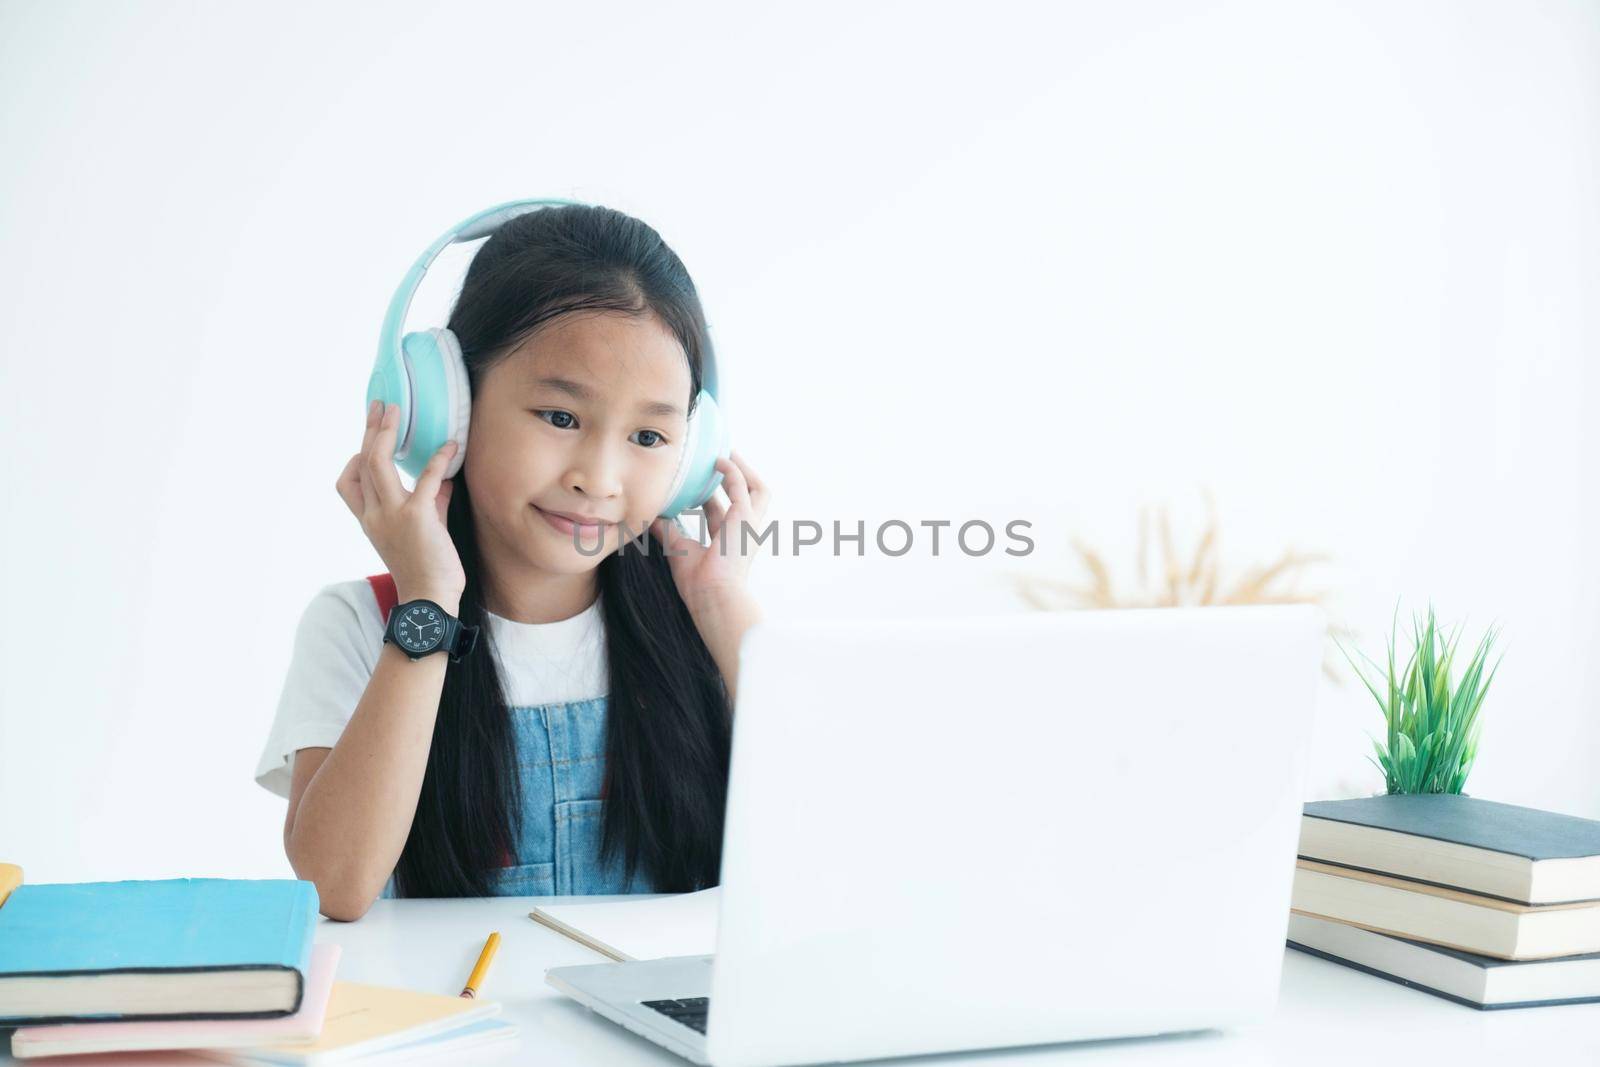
[460,931,501,998]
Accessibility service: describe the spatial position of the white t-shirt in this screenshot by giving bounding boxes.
[254,579,608,799]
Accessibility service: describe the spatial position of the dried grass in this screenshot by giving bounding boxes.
[1009,490,1351,682]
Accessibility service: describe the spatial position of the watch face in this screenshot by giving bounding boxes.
[394,603,446,654]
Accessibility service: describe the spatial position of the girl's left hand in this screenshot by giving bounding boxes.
[651,450,771,610]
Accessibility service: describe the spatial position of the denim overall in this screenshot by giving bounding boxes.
[366,574,658,900]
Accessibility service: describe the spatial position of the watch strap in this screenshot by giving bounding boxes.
[445,616,481,663]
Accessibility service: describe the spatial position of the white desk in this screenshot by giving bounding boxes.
[307,895,1600,1065]
[8,896,1598,1065]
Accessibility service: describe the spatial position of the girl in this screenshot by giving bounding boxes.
[253,203,770,921]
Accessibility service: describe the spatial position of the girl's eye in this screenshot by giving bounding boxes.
[534,409,577,430]
[534,412,665,447]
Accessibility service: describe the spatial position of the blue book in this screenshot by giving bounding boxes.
[1300,795,1600,905]
[0,878,319,1026]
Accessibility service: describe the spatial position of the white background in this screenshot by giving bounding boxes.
[1,0,1595,882]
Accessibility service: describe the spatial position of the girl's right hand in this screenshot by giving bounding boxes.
[335,400,466,610]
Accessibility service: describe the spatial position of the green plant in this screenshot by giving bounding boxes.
[1335,603,1504,795]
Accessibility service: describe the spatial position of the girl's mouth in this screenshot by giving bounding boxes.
[534,505,612,537]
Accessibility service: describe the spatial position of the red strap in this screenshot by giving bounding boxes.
[367,572,515,869]
[365,572,399,626]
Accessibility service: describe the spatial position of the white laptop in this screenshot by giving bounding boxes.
[547,604,1326,1067]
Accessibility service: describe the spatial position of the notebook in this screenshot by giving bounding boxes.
[279,1016,520,1064]
[0,879,319,1025]
[10,943,341,1059]
[193,981,510,1066]
[528,887,720,962]
[1299,794,1600,905]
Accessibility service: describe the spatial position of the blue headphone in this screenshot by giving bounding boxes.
[366,197,730,519]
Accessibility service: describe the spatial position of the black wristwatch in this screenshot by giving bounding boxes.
[382,598,480,663]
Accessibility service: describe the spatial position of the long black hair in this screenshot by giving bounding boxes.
[390,204,732,897]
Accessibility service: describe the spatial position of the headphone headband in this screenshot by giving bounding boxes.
[376,197,719,403]
[376,198,581,381]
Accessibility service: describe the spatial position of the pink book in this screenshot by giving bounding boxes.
[9,944,341,1060]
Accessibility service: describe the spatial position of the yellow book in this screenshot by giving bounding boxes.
[198,981,513,1065]
[0,864,21,908]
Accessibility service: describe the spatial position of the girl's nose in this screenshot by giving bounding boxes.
[568,477,621,501]
[565,442,625,501]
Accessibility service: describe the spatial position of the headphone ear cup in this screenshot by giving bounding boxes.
[430,327,471,479]
[658,390,731,519]
[397,328,471,480]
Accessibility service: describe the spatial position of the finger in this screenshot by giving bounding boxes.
[699,496,727,541]
[729,449,764,495]
[335,453,365,517]
[651,516,689,556]
[716,456,751,514]
[364,403,406,510]
[709,479,750,541]
[356,399,387,518]
[412,439,458,512]
[357,400,383,517]
[359,398,382,457]
[710,498,745,556]
[732,450,769,514]
[697,507,723,547]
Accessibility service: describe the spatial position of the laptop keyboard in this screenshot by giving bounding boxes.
[642,997,710,1034]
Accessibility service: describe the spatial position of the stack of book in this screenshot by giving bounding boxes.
[0,866,518,1062]
[1289,794,1600,1010]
